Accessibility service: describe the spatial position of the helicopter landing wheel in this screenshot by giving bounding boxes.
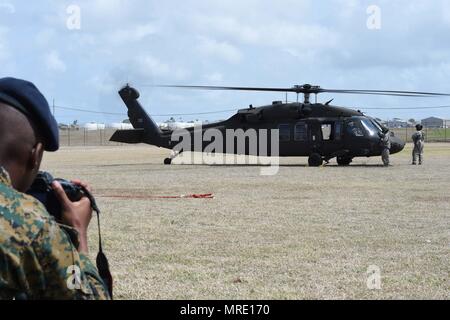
[308,153,323,167]
[164,158,172,165]
[337,156,353,166]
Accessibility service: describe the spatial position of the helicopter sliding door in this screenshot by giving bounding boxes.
[307,120,322,155]
[307,120,344,157]
[278,122,311,156]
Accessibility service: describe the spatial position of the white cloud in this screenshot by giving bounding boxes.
[197,36,242,63]
[442,0,450,26]
[35,28,56,46]
[204,72,224,83]
[0,2,15,14]
[193,15,260,44]
[87,74,118,94]
[192,15,339,51]
[137,55,170,77]
[0,26,10,62]
[45,51,67,72]
[134,54,190,81]
[107,23,157,44]
[91,0,128,16]
[4,0,450,123]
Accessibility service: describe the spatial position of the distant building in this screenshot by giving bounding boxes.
[107,123,133,130]
[83,122,106,131]
[386,118,408,128]
[421,117,444,128]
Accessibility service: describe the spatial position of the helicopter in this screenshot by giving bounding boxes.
[110,84,450,166]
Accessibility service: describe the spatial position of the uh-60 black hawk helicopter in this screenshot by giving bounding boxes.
[110,84,450,166]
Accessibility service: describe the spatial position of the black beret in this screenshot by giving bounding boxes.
[0,77,59,151]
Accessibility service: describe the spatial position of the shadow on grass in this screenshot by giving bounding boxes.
[95,162,389,169]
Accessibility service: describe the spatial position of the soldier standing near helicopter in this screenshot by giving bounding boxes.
[412,124,425,165]
[380,129,391,166]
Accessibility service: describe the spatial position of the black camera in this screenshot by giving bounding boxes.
[26,171,86,220]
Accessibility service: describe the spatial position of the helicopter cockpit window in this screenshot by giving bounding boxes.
[370,118,385,133]
[346,120,364,137]
[279,124,291,142]
[321,124,333,141]
[294,122,308,141]
[360,118,378,137]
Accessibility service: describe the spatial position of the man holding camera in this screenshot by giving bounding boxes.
[0,77,110,299]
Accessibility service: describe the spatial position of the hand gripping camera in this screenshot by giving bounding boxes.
[27,172,97,220]
[27,171,113,298]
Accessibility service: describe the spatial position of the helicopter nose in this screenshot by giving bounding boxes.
[390,136,406,154]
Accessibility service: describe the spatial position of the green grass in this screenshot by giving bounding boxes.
[40,143,450,300]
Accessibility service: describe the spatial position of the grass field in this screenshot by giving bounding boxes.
[40,143,450,300]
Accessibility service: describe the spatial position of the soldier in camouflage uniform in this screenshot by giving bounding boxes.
[0,77,110,300]
[380,130,391,166]
[412,124,425,165]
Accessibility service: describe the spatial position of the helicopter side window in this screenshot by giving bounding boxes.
[321,124,333,141]
[294,122,308,141]
[279,124,291,142]
[335,121,342,140]
[346,120,364,137]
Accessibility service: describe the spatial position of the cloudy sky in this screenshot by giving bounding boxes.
[1,0,450,123]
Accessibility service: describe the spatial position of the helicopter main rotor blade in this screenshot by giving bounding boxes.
[322,89,450,97]
[156,85,450,98]
[319,90,440,98]
[156,85,293,93]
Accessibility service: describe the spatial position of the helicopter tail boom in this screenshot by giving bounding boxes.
[110,85,165,147]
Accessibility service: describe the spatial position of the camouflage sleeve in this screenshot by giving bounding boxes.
[30,220,111,300]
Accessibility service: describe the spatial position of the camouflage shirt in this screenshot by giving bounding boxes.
[0,167,110,300]
[380,132,391,149]
[412,131,425,145]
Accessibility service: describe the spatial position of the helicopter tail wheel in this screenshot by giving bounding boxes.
[337,156,353,166]
[308,153,323,167]
[164,158,172,165]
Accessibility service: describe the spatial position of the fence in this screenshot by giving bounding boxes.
[390,121,450,143]
[59,128,123,147]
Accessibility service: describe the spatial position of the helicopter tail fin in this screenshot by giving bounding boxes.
[110,85,164,146]
[110,128,145,144]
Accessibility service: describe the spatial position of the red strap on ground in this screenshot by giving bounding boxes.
[100,193,214,200]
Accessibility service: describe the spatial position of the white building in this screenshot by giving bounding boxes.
[83,122,106,131]
[107,123,134,130]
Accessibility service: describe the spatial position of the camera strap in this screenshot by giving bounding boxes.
[83,188,113,299]
[94,207,113,299]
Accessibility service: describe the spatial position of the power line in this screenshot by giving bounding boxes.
[54,105,237,117]
[55,105,125,116]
